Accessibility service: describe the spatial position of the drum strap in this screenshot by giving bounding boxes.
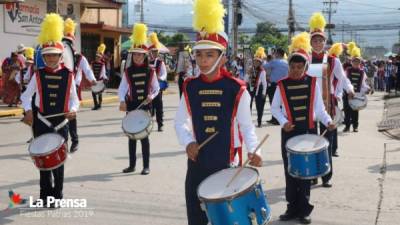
[38,113,69,131]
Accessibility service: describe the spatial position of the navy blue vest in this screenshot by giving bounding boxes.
[279,75,316,131]
[36,67,72,123]
[92,61,104,80]
[347,67,363,93]
[184,75,243,170]
[125,65,151,111]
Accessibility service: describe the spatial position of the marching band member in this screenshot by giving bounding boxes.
[15,47,35,92]
[342,46,370,132]
[253,47,268,127]
[174,0,262,224]
[118,23,159,175]
[91,44,108,110]
[63,18,96,153]
[149,32,167,132]
[271,32,335,224]
[21,14,79,206]
[307,12,354,187]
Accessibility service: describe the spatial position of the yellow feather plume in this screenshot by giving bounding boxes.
[347,41,357,55]
[97,43,106,54]
[24,47,35,60]
[130,23,148,48]
[37,13,64,45]
[289,32,311,54]
[309,12,326,33]
[254,47,266,59]
[64,18,76,36]
[149,32,161,49]
[328,43,343,57]
[351,47,361,58]
[193,0,225,34]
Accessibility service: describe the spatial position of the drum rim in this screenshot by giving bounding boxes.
[286,134,329,154]
[288,165,331,180]
[28,133,65,156]
[197,167,260,202]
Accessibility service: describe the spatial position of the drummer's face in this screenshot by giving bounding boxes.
[289,62,306,78]
[43,54,61,68]
[195,49,221,73]
[352,59,361,68]
[311,36,325,53]
[132,52,145,65]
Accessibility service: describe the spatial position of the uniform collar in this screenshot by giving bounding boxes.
[200,68,225,83]
[312,50,325,60]
[44,64,63,73]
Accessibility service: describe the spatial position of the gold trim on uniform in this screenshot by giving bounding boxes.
[135,81,145,85]
[204,115,218,121]
[50,102,56,106]
[290,95,308,100]
[45,75,62,80]
[295,116,306,121]
[47,84,59,89]
[49,93,57,98]
[205,127,216,133]
[201,102,221,107]
[138,96,144,100]
[131,73,146,78]
[137,89,144,93]
[287,85,308,90]
[293,106,307,111]
[198,90,223,95]
[351,73,361,76]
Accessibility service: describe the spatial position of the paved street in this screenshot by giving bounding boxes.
[0,85,399,225]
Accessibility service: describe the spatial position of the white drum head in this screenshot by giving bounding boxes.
[29,133,65,155]
[122,110,151,133]
[286,134,328,153]
[198,167,258,200]
[91,80,105,93]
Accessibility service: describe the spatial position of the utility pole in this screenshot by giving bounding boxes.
[140,0,144,23]
[323,0,338,45]
[287,0,295,44]
[232,0,239,57]
[341,21,345,43]
[224,0,230,36]
[47,0,58,13]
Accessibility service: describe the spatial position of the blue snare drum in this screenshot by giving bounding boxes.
[197,167,271,225]
[286,134,330,179]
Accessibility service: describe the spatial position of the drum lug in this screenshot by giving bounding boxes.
[306,168,310,176]
[305,155,309,162]
[227,201,234,213]
[255,188,261,199]
[261,207,268,220]
[248,212,258,225]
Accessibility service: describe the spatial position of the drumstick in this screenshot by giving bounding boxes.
[313,122,335,148]
[226,133,270,188]
[198,131,219,150]
[43,112,69,119]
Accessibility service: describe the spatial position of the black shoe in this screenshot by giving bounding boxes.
[70,142,79,153]
[279,211,297,221]
[322,182,332,188]
[122,167,135,173]
[158,126,163,132]
[299,216,312,224]
[311,179,318,186]
[353,128,358,132]
[257,123,262,128]
[91,106,97,110]
[141,168,150,175]
[333,152,339,157]
[343,127,350,132]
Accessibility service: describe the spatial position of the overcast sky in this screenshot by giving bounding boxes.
[130,0,400,49]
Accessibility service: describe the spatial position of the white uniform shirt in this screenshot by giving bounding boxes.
[20,66,80,112]
[151,58,167,81]
[92,62,108,81]
[75,55,96,86]
[174,84,261,159]
[255,70,268,96]
[118,67,160,102]
[271,76,332,128]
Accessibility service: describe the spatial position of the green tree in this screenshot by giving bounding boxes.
[155,31,189,46]
[250,22,288,53]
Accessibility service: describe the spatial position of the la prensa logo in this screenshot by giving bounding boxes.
[5,3,20,23]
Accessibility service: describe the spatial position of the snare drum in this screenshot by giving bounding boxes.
[28,133,67,171]
[349,93,367,111]
[122,109,153,140]
[286,134,330,179]
[198,167,271,225]
[91,80,105,94]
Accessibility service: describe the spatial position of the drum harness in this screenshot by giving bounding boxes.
[38,113,69,132]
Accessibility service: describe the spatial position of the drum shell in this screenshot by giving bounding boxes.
[29,137,67,171]
[348,93,367,111]
[287,145,330,180]
[91,81,105,94]
[198,168,271,225]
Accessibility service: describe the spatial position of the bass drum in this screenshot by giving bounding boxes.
[62,40,75,71]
